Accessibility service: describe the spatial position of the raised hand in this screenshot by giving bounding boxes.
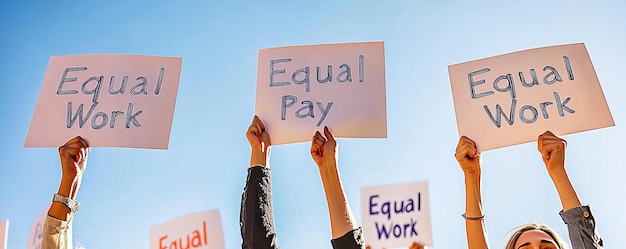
[246,115,271,167]
[537,131,566,173]
[455,135,481,176]
[58,136,90,179]
[310,126,337,169]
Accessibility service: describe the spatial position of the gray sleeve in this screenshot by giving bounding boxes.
[559,205,604,249]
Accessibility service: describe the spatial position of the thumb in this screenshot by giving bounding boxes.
[323,126,335,143]
[261,131,271,147]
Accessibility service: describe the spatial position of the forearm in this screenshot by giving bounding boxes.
[48,174,81,221]
[548,169,581,211]
[464,173,489,249]
[319,163,358,239]
[240,166,279,249]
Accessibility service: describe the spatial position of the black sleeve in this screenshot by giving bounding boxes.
[331,228,365,249]
[240,166,280,249]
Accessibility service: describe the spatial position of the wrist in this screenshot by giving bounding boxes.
[548,168,569,181]
[548,167,566,174]
[249,151,267,167]
[318,160,339,178]
[58,175,81,199]
[463,171,481,178]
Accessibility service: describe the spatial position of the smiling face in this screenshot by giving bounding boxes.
[513,229,559,249]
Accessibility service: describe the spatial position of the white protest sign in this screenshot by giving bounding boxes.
[27,205,49,249]
[361,181,432,249]
[150,210,224,249]
[255,41,387,145]
[25,54,183,149]
[449,43,614,151]
[0,220,8,249]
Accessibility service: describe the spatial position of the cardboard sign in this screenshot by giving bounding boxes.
[0,220,8,249]
[25,54,183,149]
[361,181,432,248]
[26,206,49,249]
[449,43,614,151]
[255,42,387,145]
[150,210,224,249]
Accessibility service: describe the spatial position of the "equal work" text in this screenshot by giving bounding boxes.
[56,67,166,129]
[469,56,576,127]
[369,192,422,240]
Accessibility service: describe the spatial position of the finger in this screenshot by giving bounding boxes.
[59,136,81,152]
[312,131,324,143]
[65,136,83,146]
[249,116,260,132]
[323,126,336,143]
[540,141,556,160]
[257,116,265,131]
[456,135,476,151]
[63,142,85,150]
[261,131,271,146]
[313,136,325,146]
[253,119,264,133]
[75,136,89,149]
[542,141,563,155]
[77,148,88,164]
[252,115,265,131]
[311,131,324,154]
[538,130,563,149]
[455,142,477,160]
[462,136,477,149]
[60,147,81,161]
[310,141,322,156]
[247,125,260,136]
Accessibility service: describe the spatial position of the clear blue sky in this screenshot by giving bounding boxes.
[1,1,624,248]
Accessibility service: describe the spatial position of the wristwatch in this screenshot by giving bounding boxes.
[53,193,80,213]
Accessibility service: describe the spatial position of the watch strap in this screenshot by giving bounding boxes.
[53,193,80,213]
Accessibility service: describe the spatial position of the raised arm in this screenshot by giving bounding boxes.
[240,116,279,249]
[537,131,603,248]
[311,127,364,249]
[43,136,89,249]
[454,136,489,249]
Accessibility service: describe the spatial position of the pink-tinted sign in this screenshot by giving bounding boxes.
[0,220,7,249]
[26,205,48,249]
[25,54,182,149]
[449,43,614,151]
[255,42,387,145]
[361,181,433,249]
[150,210,224,249]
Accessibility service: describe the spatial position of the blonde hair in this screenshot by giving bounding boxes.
[504,223,567,249]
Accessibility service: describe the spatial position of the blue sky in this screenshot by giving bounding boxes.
[1,1,624,248]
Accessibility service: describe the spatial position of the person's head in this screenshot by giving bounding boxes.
[505,223,567,249]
